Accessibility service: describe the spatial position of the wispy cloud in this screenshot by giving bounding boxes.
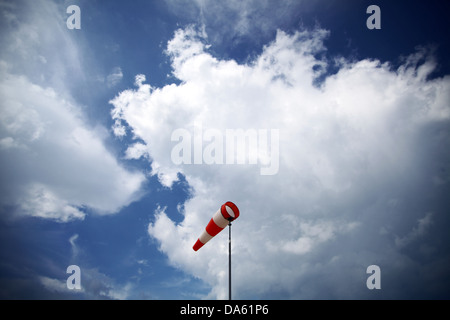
[38,268,133,300]
[39,276,84,295]
[69,234,80,259]
[395,212,434,249]
[0,2,146,222]
[106,67,124,88]
[164,0,306,49]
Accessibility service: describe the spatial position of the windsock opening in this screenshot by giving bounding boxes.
[221,201,240,221]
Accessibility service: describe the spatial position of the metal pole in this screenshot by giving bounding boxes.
[228,222,232,300]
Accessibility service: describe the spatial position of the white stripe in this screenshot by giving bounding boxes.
[212,209,229,228]
[199,230,213,244]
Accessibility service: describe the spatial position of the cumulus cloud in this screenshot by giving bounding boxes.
[114,25,450,299]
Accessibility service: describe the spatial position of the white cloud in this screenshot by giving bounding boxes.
[18,183,86,222]
[111,25,450,298]
[0,2,146,222]
[0,64,145,221]
[0,0,85,92]
[124,142,149,160]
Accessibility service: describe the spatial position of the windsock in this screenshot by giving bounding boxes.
[193,201,239,251]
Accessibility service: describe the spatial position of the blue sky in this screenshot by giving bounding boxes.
[1,0,450,299]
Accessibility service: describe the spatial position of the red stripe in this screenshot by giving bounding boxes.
[193,239,204,251]
[221,204,230,220]
[205,218,224,237]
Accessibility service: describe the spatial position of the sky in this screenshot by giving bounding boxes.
[0,0,449,300]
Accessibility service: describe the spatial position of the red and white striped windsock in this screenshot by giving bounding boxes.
[193,201,240,251]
